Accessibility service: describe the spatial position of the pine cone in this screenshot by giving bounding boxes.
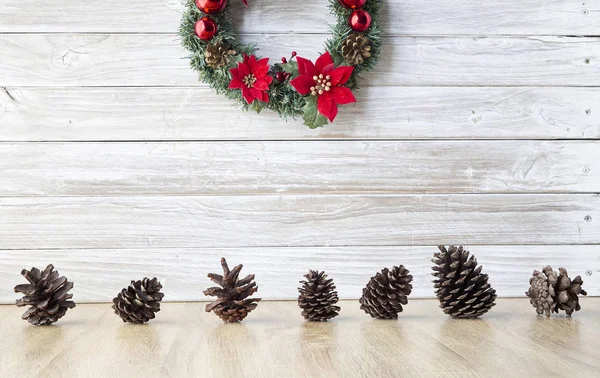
[14,264,76,326]
[525,267,557,317]
[359,265,413,319]
[341,33,372,65]
[526,266,587,316]
[205,42,236,69]
[112,277,164,324]
[298,270,341,321]
[204,258,261,323]
[432,246,497,319]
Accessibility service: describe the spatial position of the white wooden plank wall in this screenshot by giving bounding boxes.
[0,0,598,303]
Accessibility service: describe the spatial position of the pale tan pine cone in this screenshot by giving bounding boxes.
[341,33,372,65]
[205,42,236,69]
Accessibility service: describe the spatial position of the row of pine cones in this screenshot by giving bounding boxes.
[13,248,588,325]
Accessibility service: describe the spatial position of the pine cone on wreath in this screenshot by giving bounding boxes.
[205,42,236,69]
[14,264,76,326]
[298,270,341,321]
[341,33,372,65]
[359,265,413,319]
[432,246,497,319]
[526,266,587,317]
[112,277,164,324]
[204,258,262,323]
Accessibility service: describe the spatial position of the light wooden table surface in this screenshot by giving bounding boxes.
[0,299,598,378]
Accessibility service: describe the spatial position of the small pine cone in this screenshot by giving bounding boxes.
[526,266,587,316]
[14,264,76,325]
[205,42,236,69]
[204,258,262,323]
[432,246,497,319]
[341,33,372,65]
[525,267,557,316]
[112,278,164,324]
[359,266,413,319]
[298,270,341,321]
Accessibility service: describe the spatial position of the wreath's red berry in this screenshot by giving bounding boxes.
[275,72,286,82]
[281,57,288,63]
[291,51,297,57]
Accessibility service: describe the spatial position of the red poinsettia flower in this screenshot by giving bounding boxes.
[229,54,273,104]
[290,51,356,122]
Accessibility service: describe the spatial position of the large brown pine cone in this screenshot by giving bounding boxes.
[341,33,372,65]
[204,258,262,323]
[359,265,413,319]
[14,264,76,325]
[526,266,587,316]
[112,277,164,324]
[432,246,497,319]
[298,270,341,321]
[205,42,236,69]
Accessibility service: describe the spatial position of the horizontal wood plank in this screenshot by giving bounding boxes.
[0,0,597,35]
[0,246,598,303]
[0,195,597,249]
[0,141,598,196]
[1,35,598,87]
[1,87,599,141]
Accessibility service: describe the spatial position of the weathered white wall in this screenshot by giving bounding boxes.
[0,0,598,302]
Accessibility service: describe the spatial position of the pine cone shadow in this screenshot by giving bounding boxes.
[438,318,494,340]
[298,321,337,371]
[14,326,65,364]
[359,321,412,376]
[206,323,259,376]
[529,316,582,347]
[116,324,161,356]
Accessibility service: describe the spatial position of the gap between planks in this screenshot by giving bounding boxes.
[2,32,600,38]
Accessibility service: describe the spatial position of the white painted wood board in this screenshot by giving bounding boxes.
[1,35,598,87]
[1,87,598,141]
[0,246,597,303]
[0,195,597,249]
[0,0,597,35]
[0,141,597,196]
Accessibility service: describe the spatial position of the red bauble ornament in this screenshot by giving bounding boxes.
[195,0,227,14]
[194,17,218,41]
[349,10,372,32]
[338,0,366,9]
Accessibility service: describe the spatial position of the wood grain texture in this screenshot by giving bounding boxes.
[2,87,599,141]
[1,34,598,87]
[1,299,599,377]
[0,246,597,303]
[0,141,597,196]
[0,195,597,249]
[0,0,598,35]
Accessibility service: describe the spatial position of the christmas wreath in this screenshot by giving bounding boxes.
[179,0,382,128]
